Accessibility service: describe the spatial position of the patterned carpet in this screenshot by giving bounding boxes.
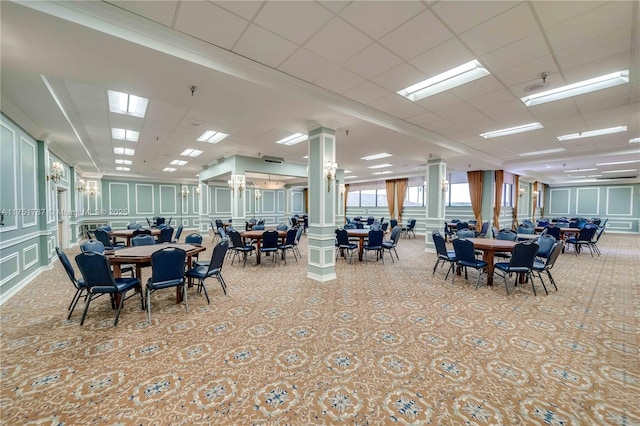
[1,231,639,425]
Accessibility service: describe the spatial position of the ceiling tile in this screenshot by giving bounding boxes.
[545,2,633,52]
[431,1,518,34]
[466,88,516,110]
[379,10,453,60]
[317,1,350,15]
[409,38,475,77]
[304,17,373,64]
[108,0,179,27]
[367,93,413,113]
[406,111,442,126]
[339,1,425,40]
[480,33,550,74]
[495,55,559,88]
[533,1,609,29]
[460,3,540,57]
[343,81,389,104]
[342,43,404,79]
[254,1,333,44]
[556,28,631,71]
[174,1,248,50]
[422,119,453,131]
[480,99,533,123]
[372,63,426,92]
[212,1,264,21]
[278,48,336,84]
[234,24,298,68]
[313,67,366,94]
[450,75,504,101]
[386,102,426,119]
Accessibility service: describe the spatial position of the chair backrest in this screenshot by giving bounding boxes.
[285,228,297,245]
[215,219,224,229]
[456,222,469,231]
[276,223,288,231]
[262,230,280,249]
[517,225,535,234]
[497,229,517,241]
[408,219,416,230]
[543,241,564,269]
[354,222,364,229]
[452,238,476,263]
[158,226,174,243]
[158,224,168,230]
[432,231,448,257]
[390,219,398,228]
[217,227,228,241]
[381,222,389,232]
[155,217,166,226]
[478,221,490,236]
[56,247,78,286]
[390,226,402,243]
[594,226,605,242]
[509,241,539,269]
[75,252,116,289]
[97,225,112,232]
[184,233,203,245]
[344,223,356,229]
[291,217,298,227]
[536,234,556,258]
[366,216,375,225]
[252,224,265,230]
[577,226,597,241]
[127,223,142,230]
[150,247,186,284]
[132,235,156,246]
[370,222,381,231]
[207,240,229,273]
[544,226,561,240]
[146,217,152,227]
[367,229,384,247]
[491,226,499,239]
[133,228,152,237]
[80,239,105,254]
[174,225,184,241]
[228,230,245,249]
[457,229,475,239]
[336,228,351,246]
[94,229,113,249]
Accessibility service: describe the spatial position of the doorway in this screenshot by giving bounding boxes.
[57,188,69,249]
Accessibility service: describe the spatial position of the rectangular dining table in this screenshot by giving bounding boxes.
[240,230,287,264]
[108,228,161,246]
[107,243,206,302]
[464,238,518,286]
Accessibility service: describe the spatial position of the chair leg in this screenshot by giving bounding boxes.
[445,262,454,280]
[113,291,126,326]
[432,259,440,274]
[503,274,509,295]
[199,279,210,304]
[474,268,483,290]
[545,271,558,291]
[147,288,152,323]
[216,273,227,295]
[80,294,94,325]
[67,289,85,319]
[183,282,189,312]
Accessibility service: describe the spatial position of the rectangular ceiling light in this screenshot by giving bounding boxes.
[115,166,130,171]
[113,147,135,156]
[163,167,176,172]
[557,126,627,141]
[596,160,639,166]
[361,153,392,161]
[601,169,637,174]
[521,70,629,107]
[170,160,188,166]
[115,159,132,165]
[479,122,543,139]
[344,170,352,174]
[397,60,490,102]
[197,130,228,143]
[564,168,597,173]
[107,90,149,117]
[111,128,139,142]
[275,133,308,146]
[367,163,393,169]
[630,137,640,143]
[180,148,204,157]
[372,171,393,175]
[519,147,566,157]
[345,175,358,179]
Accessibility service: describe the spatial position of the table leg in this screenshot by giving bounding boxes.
[358,236,365,261]
[255,239,262,264]
[483,251,495,286]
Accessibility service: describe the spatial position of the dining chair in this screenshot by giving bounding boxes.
[146,247,187,323]
[335,228,358,264]
[74,251,143,326]
[292,226,304,258]
[382,226,402,263]
[493,241,539,295]
[131,235,156,246]
[532,241,564,294]
[432,230,456,279]
[228,230,255,267]
[278,228,298,263]
[157,226,174,244]
[452,238,488,290]
[184,240,229,303]
[565,226,598,256]
[56,247,88,320]
[363,229,384,264]
[260,230,280,264]
[127,223,142,230]
[80,239,135,277]
[172,225,184,243]
[94,229,125,250]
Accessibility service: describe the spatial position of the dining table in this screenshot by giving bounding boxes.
[107,243,206,302]
[534,226,579,239]
[108,228,161,246]
[345,229,389,261]
[464,238,518,286]
[240,230,287,264]
[447,223,477,231]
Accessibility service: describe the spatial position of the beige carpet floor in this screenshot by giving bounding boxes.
[1,231,638,425]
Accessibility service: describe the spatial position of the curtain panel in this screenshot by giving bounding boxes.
[494,170,504,230]
[512,175,519,230]
[385,180,396,221]
[395,178,408,224]
[344,184,349,222]
[466,171,484,224]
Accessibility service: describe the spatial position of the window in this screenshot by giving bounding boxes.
[346,182,389,207]
[346,191,360,207]
[404,176,425,206]
[448,183,471,206]
[502,183,513,207]
[361,189,377,206]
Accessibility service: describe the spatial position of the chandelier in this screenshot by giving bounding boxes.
[253,175,285,190]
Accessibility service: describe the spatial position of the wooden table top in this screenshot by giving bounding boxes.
[465,238,518,251]
[241,229,287,239]
[108,243,204,261]
[109,229,161,237]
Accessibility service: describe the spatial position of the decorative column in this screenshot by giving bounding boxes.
[307,125,337,282]
[424,158,447,252]
[228,173,246,224]
[198,182,209,234]
[284,186,293,220]
[480,170,494,238]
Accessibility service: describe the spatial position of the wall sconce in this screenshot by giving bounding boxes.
[76,178,86,193]
[195,186,201,196]
[228,175,245,197]
[181,186,190,198]
[339,183,346,200]
[519,187,526,198]
[255,189,262,200]
[532,190,539,199]
[324,161,338,192]
[87,181,98,197]
[47,161,64,183]
[441,179,449,194]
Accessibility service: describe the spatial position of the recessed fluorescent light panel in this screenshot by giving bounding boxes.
[564,168,597,173]
[344,170,352,174]
[113,147,135,156]
[372,171,393,175]
[115,159,132,165]
[601,169,637,174]
[180,149,203,157]
[302,155,308,159]
[480,122,543,139]
[397,60,490,102]
[345,176,358,179]
[521,70,629,107]
[197,130,228,144]
[519,148,566,157]
[596,160,639,166]
[115,166,130,171]
[361,153,392,161]
[111,128,139,142]
[163,167,176,172]
[107,90,149,118]
[367,163,393,169]
[630,137,640,143]
[170,160,188,166]
[557,126,627,141]
[275,133,308,146]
